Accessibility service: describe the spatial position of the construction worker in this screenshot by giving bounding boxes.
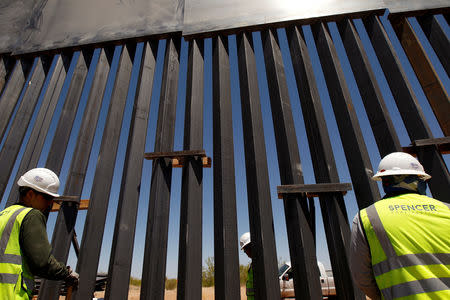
[240,232,254,300]
[0,168,79,299]
[350,152,450,299]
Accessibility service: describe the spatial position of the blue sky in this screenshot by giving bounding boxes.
[0,13,448,280]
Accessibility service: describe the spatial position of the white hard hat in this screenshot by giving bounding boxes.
[17,168,60,197]
[240,232,251,250]
[372,152,431,181]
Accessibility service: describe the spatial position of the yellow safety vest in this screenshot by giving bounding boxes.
[247,264,254,299]
[0,205,35,299]
[360,193,450,299]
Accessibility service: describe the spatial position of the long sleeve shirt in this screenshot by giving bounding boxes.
[20,209,69,280]
[350,213,381,300]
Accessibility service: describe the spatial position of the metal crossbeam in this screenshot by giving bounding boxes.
[278,183,353,199]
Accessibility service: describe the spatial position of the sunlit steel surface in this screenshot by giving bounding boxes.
[9,0,183,55]
[1,0,449,54]
[183,0,385,35]
[384,0,450,14]
[0,0,38,53]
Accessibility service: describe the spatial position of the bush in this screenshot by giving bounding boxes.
[240,263,250,286]
[130,277,141,286]
[201,256,250,287]
[202,257,215,287]
[165,278,177,290]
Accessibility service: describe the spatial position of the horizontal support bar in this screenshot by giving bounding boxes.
[51,199,89,212]
[144,149,206,160]
[277,183,352,199]
[402,137,450,155]
[172,156,211,168]
[144,149,211,168]
[54,195,80,202]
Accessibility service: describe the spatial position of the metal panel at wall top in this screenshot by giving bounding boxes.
[0,0,38,53]
[2,0,449,54]
[384,0,450,14]
[4,0,183,55]
[183,0,385,35]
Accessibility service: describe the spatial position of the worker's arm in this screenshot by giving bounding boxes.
[19,209,70,280]
[349,213,381,300]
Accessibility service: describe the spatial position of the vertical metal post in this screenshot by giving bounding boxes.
[5,54,71,206]
[311,22,380,209]
[212,35,240,300]
[0,55,52,203]
[106,41,158,300]
[72,43,136,300]
[363,16,450,201]
[389,16,450,136]
[237,31,281,300]
[38,48,105,300]
[0,58,33,142]
[285,25,364,300]
[267,25,329,299]
[140,36,181,300]
[0,55,15,94]
[44,50,93,175]
[177,38,204,300]
[0,56,7,94]
[417,15,450,77]
[307,197,316,245]
[336,19,402,157]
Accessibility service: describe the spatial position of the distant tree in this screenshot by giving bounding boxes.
[165,278,177,290]
[202,257,215,287]
[239,263,250,286]
[201,256,253,287]
[130,277,141,286]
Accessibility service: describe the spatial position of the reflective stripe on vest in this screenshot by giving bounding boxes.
[363,196,450,300]
[247,265,255,297]
[22,276,35,292]
[0,207,26,266]
[0,273,19,284]
[0,205,35,294]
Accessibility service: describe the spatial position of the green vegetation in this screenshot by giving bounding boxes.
[239,263,249,286]
[130,277,141,286]
[202,257,250,287]
[131,257,251,290]
[202,257,215,287]
[165,278,177,290]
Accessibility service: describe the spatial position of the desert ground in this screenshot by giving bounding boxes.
[90,285,247,299]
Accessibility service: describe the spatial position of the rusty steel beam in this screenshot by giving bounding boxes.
[140,36,181,300]
[312,22,380,209]
[363,15,450,201]
[5,54,71,206]
[0,55,52,204]
[177,38,205,300]
[239,30,281,300]
[389,16,450,136]
[212,35,241,300]
[417,15,450,77]
[106,41,158,300]
[38,48,110,300]
[0,58,33,142]
[336,19,402,157]
[73,43,137,300]
[0,55,15,95]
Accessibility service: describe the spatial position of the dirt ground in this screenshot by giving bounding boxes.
[91,285,247,299]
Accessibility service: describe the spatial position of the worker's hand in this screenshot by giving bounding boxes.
[65,266,79,289]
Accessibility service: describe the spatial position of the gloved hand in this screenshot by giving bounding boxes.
[65,266,79,289]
